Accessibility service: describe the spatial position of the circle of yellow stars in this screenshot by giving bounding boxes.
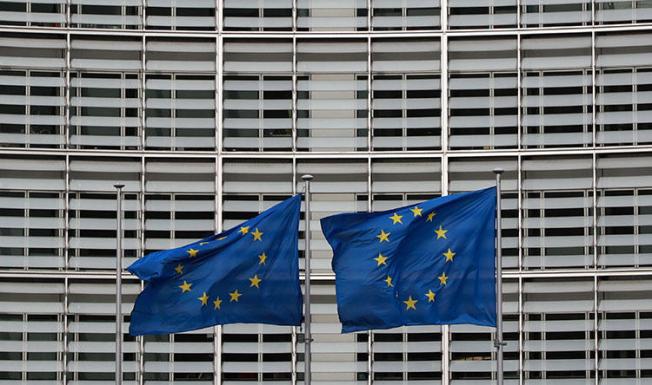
[374,204,454,311]
[173,224,268,312]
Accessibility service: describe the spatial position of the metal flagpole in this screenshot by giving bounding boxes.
[114,184,125,385]
[493,169,504,385]
[301,175,314,385]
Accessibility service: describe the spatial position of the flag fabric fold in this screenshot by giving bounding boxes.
[321,187,497,333]
[128,195,303,335]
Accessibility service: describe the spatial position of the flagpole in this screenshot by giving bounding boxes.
[493,169,504,385]
[114,184,124,385]
[301,175,313,385]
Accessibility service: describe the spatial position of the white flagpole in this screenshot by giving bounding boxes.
[493,169,505,385]
[114,184,124,385]
[301,175,314,385]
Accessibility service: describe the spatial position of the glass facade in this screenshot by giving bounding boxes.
[1,2,652,385]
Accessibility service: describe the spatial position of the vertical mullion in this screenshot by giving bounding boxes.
[66,0,71,27]
[517,153,523,385]
[214,154,223,385]
[292,36,298,153]
[120,75,126,150]
[138,156,145,385]
[592,30,597,149]
[61,154,70,385]
[142,0,147,29]
[517,37,524,385]
[592,150,599,385]
[517,0,521,28]
[171,74,176,151]
[367,36,372,152]
[440,39,448,153]
[517,32,522,150]
[591,31,598,271]
[593,273,599,385]
[490,74,495,149]
[216,35,222,155]
[367,0,372,31]
[217,0,223,156]
[591,23,599,382]
[440,0,447,31]
[216,0,222,32]
[365,2,373,371]
[63,155,70,268]
[62,276,69,384]
[367,155,373,385]
[141,35,146,150]
[65,33,71,150]
[439,1,449,383]
[292,0,297,31]
[633,69,638,146]
[518,274,524,385]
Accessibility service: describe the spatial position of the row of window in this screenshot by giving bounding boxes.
[1,32,651,150]
[2,69,651,151]
[4,32,647,73]
[1,276,651,382]
[0,154,650,271]
[2,0,652,30]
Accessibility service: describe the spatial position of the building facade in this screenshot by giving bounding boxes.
[1,1,652,384]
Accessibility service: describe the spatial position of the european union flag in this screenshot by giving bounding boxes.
[321,187,496,333]
[128,195,302,335]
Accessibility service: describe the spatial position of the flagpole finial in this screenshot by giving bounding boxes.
[302,174,314,181]
[493,168,504,175]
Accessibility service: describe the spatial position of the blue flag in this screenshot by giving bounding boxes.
[321,187,496,333]
[128,195,303,335]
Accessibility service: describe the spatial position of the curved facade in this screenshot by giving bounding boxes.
[1,2,652,385]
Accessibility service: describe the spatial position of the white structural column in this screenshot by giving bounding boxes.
[366,8,374,383]
[114,184,125,385]
[591,27,600,385]
[439,1,450,384]
[138,158,145,385]
[215,6,225,383]
[214,155,223,385]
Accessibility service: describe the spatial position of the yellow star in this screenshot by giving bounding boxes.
[179,281,192,293]
[435,225,448,239]
[403,296,418,310]
[258,252,267,265]
[229,289,242,302]
[410,206,423,217]
[239,226,249,235]
[384,275,394,287]
[249,275,262,288]
[377,230,390,243]
[198,292,209,306]
[438,272,448,286]
[374,253,388,266]
[443,248,456,262]
[389,213,403,224]
[174,263,184,274]
[187,248,199,258]
[425,290,436,302]
[251,228,263,241]
[213,297,222,310]
[199,242,209,246]
[426,212,436,222]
